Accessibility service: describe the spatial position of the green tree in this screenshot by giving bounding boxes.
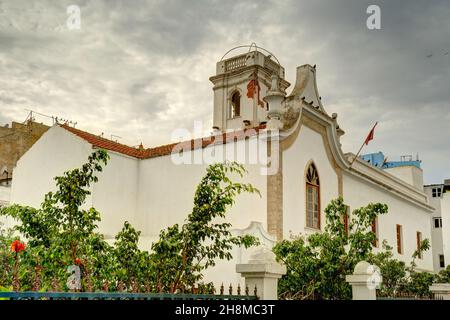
[81,233,117,291]
[369,238,434,298]
[0,223,14,289]
[367,240,407,297]
[273,197,388,300]
[112,221,155,292]
[1,157,260,293]
[0,150,109,290]
[435,265,450,283]
[150,162,260,293]
[406,239,434,297]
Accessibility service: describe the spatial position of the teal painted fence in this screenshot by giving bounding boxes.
[0,291,257,300]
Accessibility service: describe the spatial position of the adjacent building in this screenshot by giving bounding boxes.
[0,120,49,208]
[424,180,450,271]
[360,152,449,272]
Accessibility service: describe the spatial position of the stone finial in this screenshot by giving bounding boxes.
[264,74,286,130]
[236,245,286,300]
[346,261,382,300]
[354,261,371,274]
[248,246,277,263]
[429,283,450,300]
[270,74,280,92]
[264,75,285,112]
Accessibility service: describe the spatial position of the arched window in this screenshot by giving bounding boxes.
[230,91,241,118]
[306,163,320,229]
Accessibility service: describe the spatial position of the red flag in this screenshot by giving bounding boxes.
[364,122,378,145]
[350,121,379,167]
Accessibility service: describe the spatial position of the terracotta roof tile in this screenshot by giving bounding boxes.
[60,123,266,160]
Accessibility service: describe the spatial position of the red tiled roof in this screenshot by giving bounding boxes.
[60,123,266,160]
[61,124,144,158]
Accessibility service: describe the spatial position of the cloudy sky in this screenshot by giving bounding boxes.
[0,0,449,183]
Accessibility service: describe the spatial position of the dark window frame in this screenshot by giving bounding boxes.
[439,254,445,268]
[416,231,422,259]
[396,224,403,255]
[230,91,241,118]
[434,217,442,228]
[372,217,379,247]
[305,163,320,230]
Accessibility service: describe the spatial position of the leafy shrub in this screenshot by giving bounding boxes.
[273,197,388,299]
[0,152,258,293]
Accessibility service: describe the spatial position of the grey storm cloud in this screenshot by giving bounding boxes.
[0,0,449,183]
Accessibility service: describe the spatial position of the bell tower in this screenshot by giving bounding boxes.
[209,46,290,131]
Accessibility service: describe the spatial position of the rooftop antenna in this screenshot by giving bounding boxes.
[25,109,77,127]
[23,110,35,123]
[400,155,413,162]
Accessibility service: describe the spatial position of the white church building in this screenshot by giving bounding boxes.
[4,47,447,286]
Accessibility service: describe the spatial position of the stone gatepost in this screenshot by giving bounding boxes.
[345,261,382,300]
[430,283,450,300]
[236,247,286,300]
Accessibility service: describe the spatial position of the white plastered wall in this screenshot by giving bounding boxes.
[343,172,433,271]
[10,126,93,208]
[384,166,424,191]
[91,152,139,240]
[136,137,269,286]
[8,126,139,242]
[424,186,444,271]
[136,137,268,243]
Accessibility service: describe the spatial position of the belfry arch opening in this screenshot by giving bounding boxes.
[230,91,241,118]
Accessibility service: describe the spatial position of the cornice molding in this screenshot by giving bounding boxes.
[278,102,432,211]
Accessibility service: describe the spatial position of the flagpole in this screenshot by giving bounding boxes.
[349,142,366,167]
[349,122,378,167]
